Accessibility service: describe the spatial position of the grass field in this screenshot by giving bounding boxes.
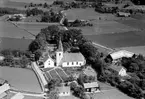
[71,20,138,35]
[85,31,145,48]
[0,66,42,93]
[0,21,35,39]
[92,89,133,99]
[0,37,32,51]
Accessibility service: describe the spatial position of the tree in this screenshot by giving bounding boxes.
[0,49,12,57]
[3,55,14,66]
[20,56,30,68]
[33,50,42,61]
[128,63,139,72]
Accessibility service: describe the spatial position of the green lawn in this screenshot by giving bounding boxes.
[0,67,42,93]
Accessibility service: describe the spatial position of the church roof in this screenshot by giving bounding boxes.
[57,38,63,52]
[62,53,85,62]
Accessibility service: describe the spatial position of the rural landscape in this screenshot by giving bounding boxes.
[0,0,145,99]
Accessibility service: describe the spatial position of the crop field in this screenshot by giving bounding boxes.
[0,37,32,51]
[85,31,145,48]
[16,22,59,35]
[116,46,145,56]
[92,89,133,99]
[0,67,42,93]
[0,21,35,39]
[0,0,29,10]
[71,20,138,35]
[9,0,55,4]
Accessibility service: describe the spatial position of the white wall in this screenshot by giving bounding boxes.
[119,68,127,76]
[59,92,70,96]
[62,61,85,67]
[56,51,63,66]
[44,58,54,68]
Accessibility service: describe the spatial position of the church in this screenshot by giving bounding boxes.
[42,39,86,68]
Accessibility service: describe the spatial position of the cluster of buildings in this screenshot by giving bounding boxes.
[37,39,86,68]
[106,50,135,77]
[0,78,24,99]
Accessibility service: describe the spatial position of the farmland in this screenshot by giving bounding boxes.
[0,66,42,93]
[0,37,32,51]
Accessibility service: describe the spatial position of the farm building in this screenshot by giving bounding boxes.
[56,86,71,96]
[83,82,100,93]
[116,12,131,17]
[105,50,135,63]
[109,65,128,77]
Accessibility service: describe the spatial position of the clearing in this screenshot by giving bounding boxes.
[0,66,42,93]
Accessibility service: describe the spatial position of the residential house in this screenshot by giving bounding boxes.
[83,82,100,93]
[109,65,128,77]
[106,50,135,63]
[56,86,71,96]
[43,55,55,68]
[0,79,10,99]
[56,39,86,67]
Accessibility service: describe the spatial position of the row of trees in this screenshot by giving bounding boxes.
[0,49,31,68]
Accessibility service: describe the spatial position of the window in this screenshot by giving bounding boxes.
[67,62,69,65]
[48,63,50,65]
[72,62,74,65]
[76,62,78,65]
[79,63,81,65]
[59,53,61,56]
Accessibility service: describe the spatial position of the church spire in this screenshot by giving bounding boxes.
[57,37,63,52]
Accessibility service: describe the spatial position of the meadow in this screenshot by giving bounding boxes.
[0,66,42,93]
[0,37,32,51]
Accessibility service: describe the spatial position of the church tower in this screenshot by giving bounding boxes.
[56,37,63,66]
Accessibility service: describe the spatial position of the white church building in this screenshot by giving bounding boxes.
[42,39,86,68]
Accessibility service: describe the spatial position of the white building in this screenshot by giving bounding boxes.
[107,50,135,63]
[56,39,86,67]
[110,66,127,77]
[56,86,71,96]
[43,55,55,68]
[83,82,100,93]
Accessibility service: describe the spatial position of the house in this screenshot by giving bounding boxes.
[56,86,71,96]
[83,82,100,93]
[11,93,24,99]
[106,50,135,63]
[0,55,4,61]
[109,65,127,77]
[43,55,55,68]
[56,39,86,67]
[116,12,131,17]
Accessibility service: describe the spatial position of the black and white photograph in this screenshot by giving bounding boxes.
[0,0,145,99]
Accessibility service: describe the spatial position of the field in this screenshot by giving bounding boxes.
[0,37,32,51]
[0,21,35,39]
[0,66,42,93]
[92,89,133,99]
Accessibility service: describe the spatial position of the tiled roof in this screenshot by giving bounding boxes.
[83,82,99,89]
[62,53,85,62]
